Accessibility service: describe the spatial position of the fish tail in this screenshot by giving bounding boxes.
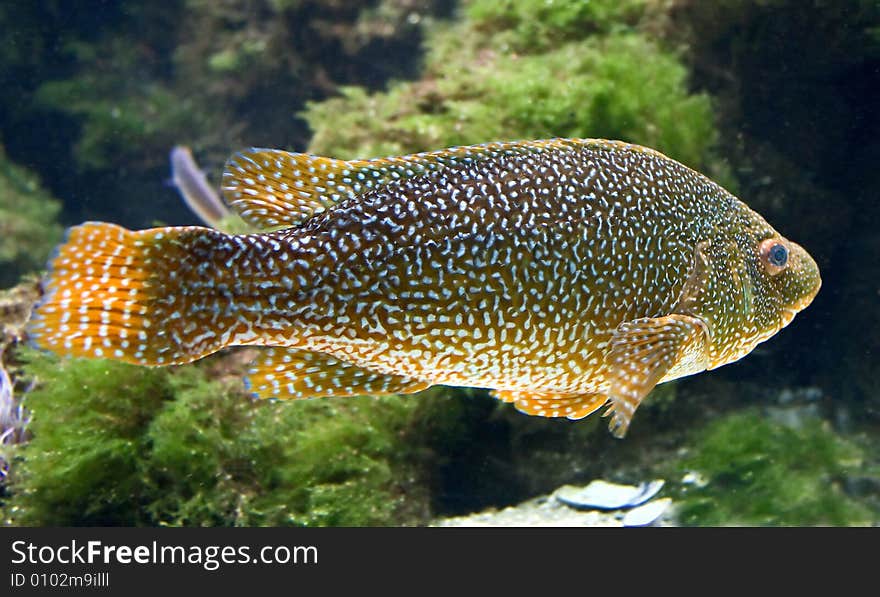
[28,222,239,365]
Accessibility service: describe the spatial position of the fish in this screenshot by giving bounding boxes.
[27,138,821,437]
[169,146,231,229]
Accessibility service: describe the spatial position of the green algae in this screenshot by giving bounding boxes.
[2,349,470,526]
[304,0,718,177]
[467,0,647,51]
[670,410,874,526]
[35,65,211,173]
[145,378,429,527]
[2,351,173,525]
[0,1,451,230]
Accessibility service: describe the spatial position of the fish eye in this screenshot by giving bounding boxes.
[760,239,789,275]
[768,243,788,266]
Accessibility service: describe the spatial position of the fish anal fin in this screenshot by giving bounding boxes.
[491,389,609,421]
[606,314,709,438]
[245,347,430,400]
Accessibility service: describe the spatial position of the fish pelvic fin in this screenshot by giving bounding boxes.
[220,139,636,230]
[605,313,709,438]
[245,347,430,399]
[28,222,237,365]
[491,389,609,421]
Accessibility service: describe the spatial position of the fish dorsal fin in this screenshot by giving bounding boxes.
[491,389,609,420]
[605,314,709,438]
[221,138,603,230]
[245,347,430,400]
[222,150,358,230]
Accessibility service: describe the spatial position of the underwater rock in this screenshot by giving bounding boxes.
[622,498,673,527]
[433,495,621,527]
[556,479,665,510]
[305,2,717,170]
[666,0,880,423]
[777,387,823,405]
[434,481,674,527]
[2,1,452,230]
[0,279,40,350]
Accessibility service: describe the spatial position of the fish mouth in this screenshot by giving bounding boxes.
[791,277,822,316]
[782,262,822,327]
[780,308,798,328]
[780,279,820,329]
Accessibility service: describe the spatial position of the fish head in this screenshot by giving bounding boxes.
[741,214,822,342]
[700,207,821,370]
[692,200,821,370]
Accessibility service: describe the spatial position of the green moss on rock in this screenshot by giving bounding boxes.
[3,351,173,526]
[2,349,450,526]
[671,410,873,526]
[145,376,429,527]
[304,0,718,176]
[467,0,647,51]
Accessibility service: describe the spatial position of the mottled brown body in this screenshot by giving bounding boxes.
[256,144,705,385]
[29,139,821,436]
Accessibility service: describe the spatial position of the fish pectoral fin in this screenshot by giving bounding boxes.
[491,389,609,421]
[245,347,430,400]
[605,314,709,438]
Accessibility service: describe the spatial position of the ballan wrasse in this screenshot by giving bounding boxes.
[28,138,821,437]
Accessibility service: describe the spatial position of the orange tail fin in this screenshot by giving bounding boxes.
[28,222,239,365]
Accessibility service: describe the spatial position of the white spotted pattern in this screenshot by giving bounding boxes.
[29,138,821,436]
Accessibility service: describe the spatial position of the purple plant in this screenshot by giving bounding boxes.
[0,352,31,479]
